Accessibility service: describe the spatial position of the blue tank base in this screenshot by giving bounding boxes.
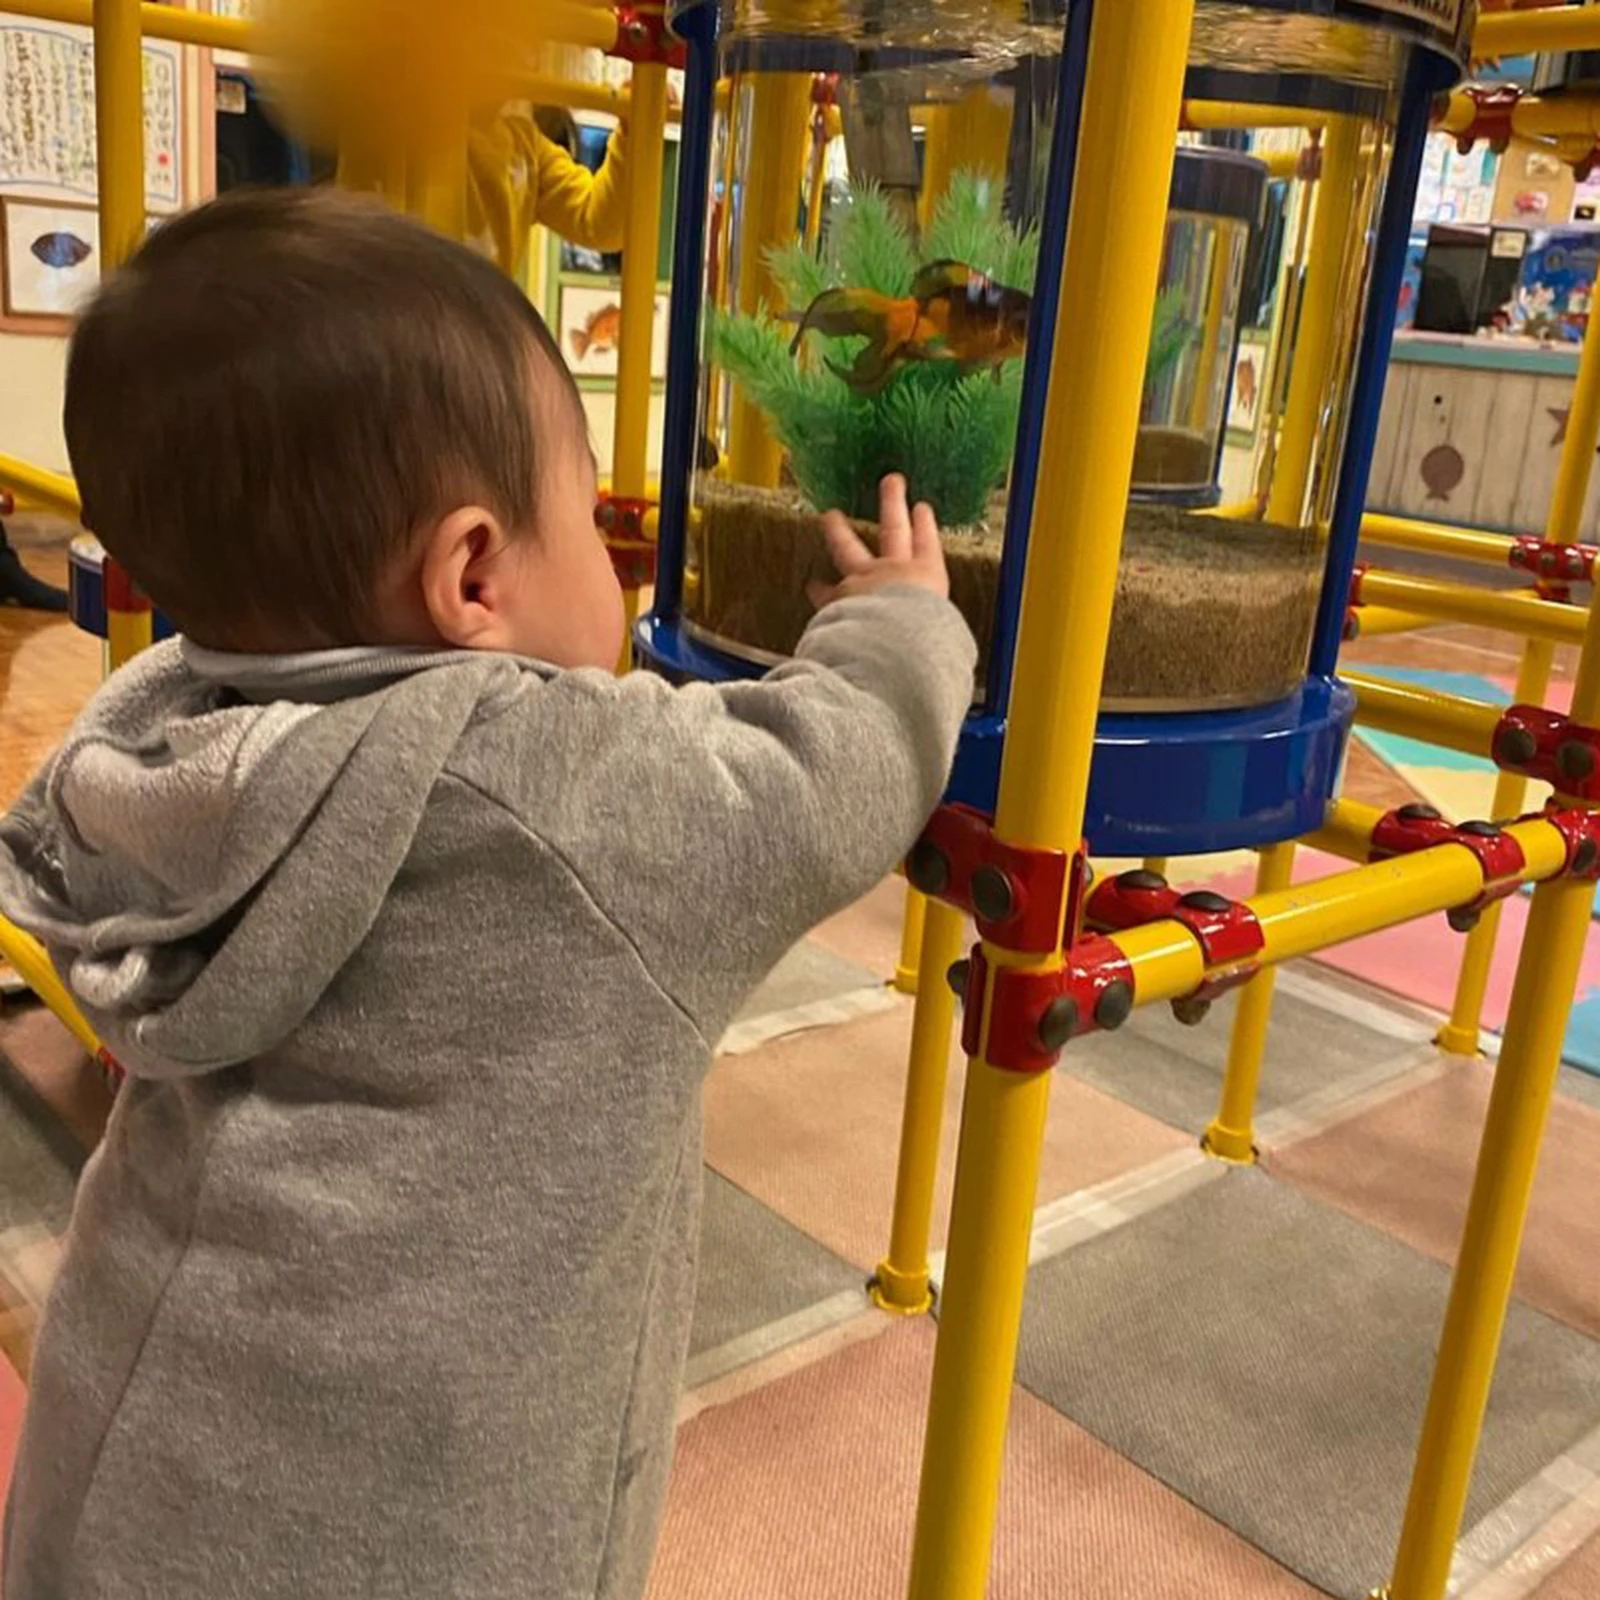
[68,540,176,644]
[635,616,1353,861]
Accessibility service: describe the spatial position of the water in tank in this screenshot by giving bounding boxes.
[659,0,1461,720]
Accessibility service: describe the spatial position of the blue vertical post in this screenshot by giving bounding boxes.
[984,0,1094,719]
[1308,48,1434,675]
[648,1,718,621]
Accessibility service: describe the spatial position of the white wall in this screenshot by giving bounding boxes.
[0,333,70,475]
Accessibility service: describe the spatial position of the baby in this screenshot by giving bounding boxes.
[0,187,974,1600]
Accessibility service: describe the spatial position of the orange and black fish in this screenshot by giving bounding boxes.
[786,260,1030,394]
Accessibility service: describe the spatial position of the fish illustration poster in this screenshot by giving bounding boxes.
[0,21,182,208]
[2,199,99,318]
[558,282,669,381]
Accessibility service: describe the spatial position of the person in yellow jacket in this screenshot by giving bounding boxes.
[467,104,628,276]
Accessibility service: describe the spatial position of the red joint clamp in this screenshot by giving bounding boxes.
[1086,870,1263,1019]
[96,1047,125,1091]
[103,556,152,614]
[956,936,1136,1073]
[610,6,686,66]
[1347,560,1370,609]
[1370,802,1527,930]
[0,489,13,516]
[906,804,1076,954]
[1535,803,1600,881]
[1510,536,1596,589]
[595,495,657,588]
[811,72,839,109]
[1492,705,1600,801]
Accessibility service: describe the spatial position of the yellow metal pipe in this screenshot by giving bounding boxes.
[1438,637,1556,1058]
[1268,116,1362,527]
[1358,569,1585,645]
[726,73,813,487]
[0,454,81,519]
[1361,512,1526,570]
[908,3,1198,1595]
[1344,670,1503,760]
[920,85,1014,230]
[1109,809,1571,1013]
[94,0,153,670]
[540,0,620,52]
[1382,194,1600,1600]
[1204,839,1296,1164]
[873,897,965,1316]
[0,917,102,1059]
[1350,605,1437,638]
[1142,856,1170,879]
[11,0,255,51]
[1185,100,1329,131]
[894,884,928,996]
[610,61,671,673]
[1477,7,1600,58]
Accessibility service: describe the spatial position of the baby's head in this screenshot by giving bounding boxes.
[65,187,623,666]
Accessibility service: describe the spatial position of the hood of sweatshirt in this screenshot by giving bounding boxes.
[0,639,534,1079]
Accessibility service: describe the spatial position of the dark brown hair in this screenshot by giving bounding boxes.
[65,186,580,650]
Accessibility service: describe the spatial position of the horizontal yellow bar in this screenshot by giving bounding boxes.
[1114,807,1570,1009]
[542,0,619,51]
[0,452,82,519]
[1360,569,1585,645]
[1437,88,1600,147]
[1185,100,1329,131]
[1351,605,1436,639]
[1261,148,1314,181]
[1361,512,1521,570]
[9,0,254,50]
[514,72,627,120]
[1343,669,1503,758]
[1476,8,1600,61]
[0,916,102,1059]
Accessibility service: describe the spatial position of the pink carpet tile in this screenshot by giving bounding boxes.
[648,1318,1323,1600]
[703,1003,1190,1271]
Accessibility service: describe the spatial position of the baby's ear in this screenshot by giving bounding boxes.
[416,506,508,650]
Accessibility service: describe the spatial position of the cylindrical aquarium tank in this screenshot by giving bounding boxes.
[1132,147,1268,505]
[643,0,1469,854]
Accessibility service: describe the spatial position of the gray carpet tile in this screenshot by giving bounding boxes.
[690,1170,862,1361]
[1016,1167,1600,1600]
[732,941,883,1030]
[1065,981,1420,1136]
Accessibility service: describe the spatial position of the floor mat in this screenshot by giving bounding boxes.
[650,1318,1324,1600]
[1268,1058,1600,1341]
[690,1171,862,1369]
[1016,1168,1600,1600]
[1066,976,1425,1138]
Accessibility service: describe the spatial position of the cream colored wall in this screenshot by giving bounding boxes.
[0,336,70,474]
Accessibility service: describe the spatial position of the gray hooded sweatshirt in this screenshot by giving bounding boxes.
[0,586,975,1600]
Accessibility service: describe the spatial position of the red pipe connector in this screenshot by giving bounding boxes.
[610,5,686,66]
[1504,537,1593,595]
[1086,869,1264,1025]
[1536,803,1600,881]
[595,495,657,587]
[907,804,1080,954]
[1492,705,1600,801]
[955,936,1135,1073]
[1369,802,1528,931]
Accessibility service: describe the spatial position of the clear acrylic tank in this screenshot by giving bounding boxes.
[1132,147,1268,504]
[644,0,1469,848]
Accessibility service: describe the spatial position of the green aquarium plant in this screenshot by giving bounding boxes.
[705,172,1038,528]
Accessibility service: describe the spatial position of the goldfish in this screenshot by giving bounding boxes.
[787,260,1030,394]
[570,301,621,360]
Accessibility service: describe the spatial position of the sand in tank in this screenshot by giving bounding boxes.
[687,477,1325,711]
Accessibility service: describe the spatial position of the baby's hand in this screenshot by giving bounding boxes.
[808,474,950,608]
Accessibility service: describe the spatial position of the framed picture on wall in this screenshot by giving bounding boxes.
[1226,331,1270,447]
[558,282,670,382]
[1,198,100,330]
